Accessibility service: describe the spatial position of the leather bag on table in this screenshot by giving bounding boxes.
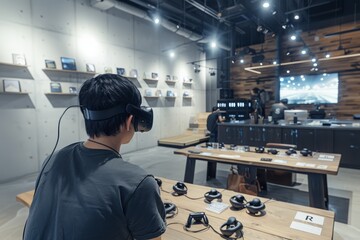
[227,166,260,196]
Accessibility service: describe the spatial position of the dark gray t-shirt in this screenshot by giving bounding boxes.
[24,142,166,240]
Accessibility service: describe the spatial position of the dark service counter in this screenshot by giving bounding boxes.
[218,120,360,169]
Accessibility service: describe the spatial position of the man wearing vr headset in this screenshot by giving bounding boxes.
[24,74,166,240]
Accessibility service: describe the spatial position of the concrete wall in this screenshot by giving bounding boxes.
[0,0,206,182]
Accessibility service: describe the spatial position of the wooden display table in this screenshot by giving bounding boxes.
[174,145,341,209]
[16,178,335,239]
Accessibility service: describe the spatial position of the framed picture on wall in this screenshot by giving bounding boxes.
[45,60,56,69]
[60,57,77,71]
[86,63,96,73]
[3,79,21,93]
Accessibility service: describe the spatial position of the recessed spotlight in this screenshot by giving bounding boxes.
[154,17,160,24]
[286,70,290,73]
[301,49,307,55]
[325,53,330,58]
[294,14,300,20]
[313,63,318,67]
[273,60,277,65]
[262,1,270,8]
[290,34,296,40]
[260,62,263,65]
[211,41,217,48]
[176,24,180,29]
[240,59,244,63]
[311,57,317,62]
[169,51,175,58]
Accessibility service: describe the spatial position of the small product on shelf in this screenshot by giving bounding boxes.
[129,69,138,78]
[145,89,153,97]
[12,53,27,65]
[151,72,159,80]
[3,79,21,93]
[50,82,62,93]
[117,67,126,76]
[166,90,175,97]
[86,63,96,73]
[45,60,56,69]
[104,66,113,73]
[155,90,162,97]
[183,91,190,97]
[60,57,77,71]
[166,75,171,81]
[69,86,77,94]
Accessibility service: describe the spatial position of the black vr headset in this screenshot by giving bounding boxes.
[81,104,153,132]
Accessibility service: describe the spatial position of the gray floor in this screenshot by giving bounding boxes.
[1,146,360,239]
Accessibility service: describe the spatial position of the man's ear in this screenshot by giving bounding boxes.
[125,115,134,131]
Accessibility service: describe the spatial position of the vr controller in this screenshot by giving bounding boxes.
[220,217,243,238]
[81,104,153,132]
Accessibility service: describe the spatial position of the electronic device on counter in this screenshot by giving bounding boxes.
[220,217,243,238]
[173,182,188,195]
[267,149,279,155]
[246,198,266,215]
[155,178,162,187]
[164,202,177,218]
[204,189,222,203]
[300,148,312,157]
[185,212,209,228]
[255,146,265,153]
[286,148,297,155]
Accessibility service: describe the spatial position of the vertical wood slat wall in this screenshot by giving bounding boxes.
[230,22,360,119]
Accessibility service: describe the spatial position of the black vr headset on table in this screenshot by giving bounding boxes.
[81,104,153,132]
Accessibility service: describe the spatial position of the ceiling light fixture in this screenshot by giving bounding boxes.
[290,34,296,40]
[301,48,307,55]
[154,16,160,24]
[262,1,270,8]
[169,51,175,58]
[240,59,244,64]
[325,53,331,58]
[294,14,300,20]
[211,41,217,48]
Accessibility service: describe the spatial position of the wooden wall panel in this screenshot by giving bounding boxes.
[230,22,360,119]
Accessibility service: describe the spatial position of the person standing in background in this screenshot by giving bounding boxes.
[207,107,225,142]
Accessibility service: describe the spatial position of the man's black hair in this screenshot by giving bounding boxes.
[280,98,288,104]
[79,74,141,138]
[252,87,260,94]
[212,106,218,112]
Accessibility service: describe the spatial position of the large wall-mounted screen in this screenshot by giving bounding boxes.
[279,73,339,104]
